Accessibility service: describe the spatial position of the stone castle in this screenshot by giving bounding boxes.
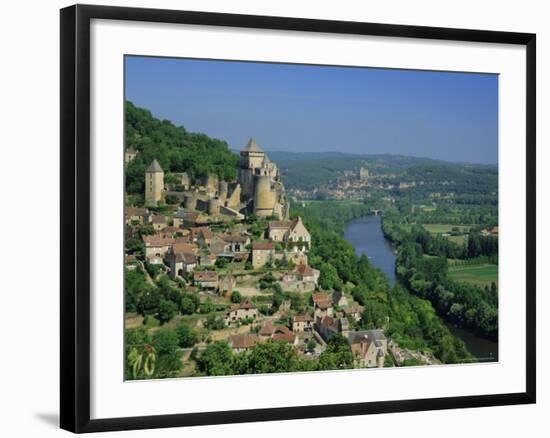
[144,138,289,220]
[238,138,289,219]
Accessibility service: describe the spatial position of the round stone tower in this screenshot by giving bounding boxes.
[253,175,276,217]
[183,194,197,210]
[218,180,228,201]
[208,198,221,216]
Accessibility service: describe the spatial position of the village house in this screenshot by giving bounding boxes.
[157,226,181,238]
[229,334,259,353]
[267,220,293,242]
[295,264,319,284]
[150,215,168,231]
[224,234,250,254]
[312,292,333,319]
[173,210,204,228]
[199,253,217,267]
[251,242,275,269]
[142,235,174,260]
[267,217,311,251]
[347,330,387,368]
[209,234,228,255]
[169,252,197,278]
[258,322,297,345]
[316,315,349,342]
[193,270,219,290]
[332,291,349,308]
[292,314,314,332]
[280,263,320,292]
[195,228,214,247]
[171,241,198,255]
[343,305,364,322]
[259,321,276,339]
[125,207,149,225]
[271,325,298,346]
[225,298,258,324]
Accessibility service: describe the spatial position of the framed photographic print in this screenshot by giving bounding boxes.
[60,4,536,433]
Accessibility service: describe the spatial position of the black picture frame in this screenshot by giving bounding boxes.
[60,4,536,433]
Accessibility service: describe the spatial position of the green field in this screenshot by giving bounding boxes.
[422,224,470,234]
[400,223,470,245]
[448,264,498,288]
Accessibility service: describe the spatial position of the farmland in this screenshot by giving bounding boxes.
[448,263,498,288]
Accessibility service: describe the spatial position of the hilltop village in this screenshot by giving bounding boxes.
[125,139,413,378]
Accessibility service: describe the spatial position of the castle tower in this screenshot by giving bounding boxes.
[239,138,265,201]
[145,159,164,207]
[253,175,277,217]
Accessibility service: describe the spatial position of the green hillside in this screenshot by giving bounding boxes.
[125,101,239,195]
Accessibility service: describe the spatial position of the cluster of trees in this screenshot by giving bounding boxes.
[125,323,198,379]
[383,216,498,340]
[126,270,224,325]
[382,219,498,261]
[125,101,239,197]
[393,203,498,228]
[195,334,354,376]
[291,202,472,364]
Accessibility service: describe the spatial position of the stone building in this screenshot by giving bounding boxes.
[251,242,275,269]
[359,167,369,180]
[347,330,387,368]
[268,217,310,251]
[145,159,164,207]
[125,146,138,165]
[292,314,314,332]
[238,138,289,219]
[225,298,258,325]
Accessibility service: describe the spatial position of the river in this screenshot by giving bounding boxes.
[344,215,498,362]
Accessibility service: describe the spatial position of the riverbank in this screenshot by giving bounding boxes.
[344,215,498,363]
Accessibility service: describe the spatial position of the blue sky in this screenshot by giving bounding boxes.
[125,56,498,164]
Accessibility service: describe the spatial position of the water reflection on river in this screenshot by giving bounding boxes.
[344,215,498,362]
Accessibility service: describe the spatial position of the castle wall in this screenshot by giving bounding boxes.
[226,184,241,209]
[239,168,255,201]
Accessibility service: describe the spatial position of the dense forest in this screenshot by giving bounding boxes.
[125,101,239,197]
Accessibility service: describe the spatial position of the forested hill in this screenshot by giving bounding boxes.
[125,101,239,194]
[261,150,498,192]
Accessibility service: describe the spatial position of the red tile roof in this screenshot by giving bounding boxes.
[142,235,174,247]
[296,264,314,276]
[259,321,276,336]
[126,207,149,217]
[230,334,259,349]
[272,326,296,343]
[239,298,256,310]
[193,271,218,282]
[293,314,313,323]
[151,215,166,224]
[252,242,275,251]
